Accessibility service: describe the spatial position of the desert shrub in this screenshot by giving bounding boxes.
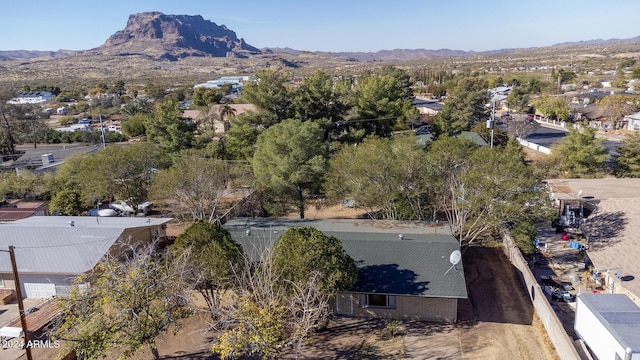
[383,318,403,338]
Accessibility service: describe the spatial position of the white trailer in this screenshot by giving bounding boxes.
[574,293,640,360]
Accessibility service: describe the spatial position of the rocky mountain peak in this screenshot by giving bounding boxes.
[90,12,260,60]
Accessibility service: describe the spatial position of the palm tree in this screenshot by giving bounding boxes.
[219,104,237,129]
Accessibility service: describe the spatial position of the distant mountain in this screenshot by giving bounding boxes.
[83,11,261,60]
[552,35,640,47]
[265,36,640,62]
[0,49,75,61]
[1,15,638,63]
[331,48,482,62]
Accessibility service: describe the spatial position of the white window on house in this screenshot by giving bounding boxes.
[359,293,396,309]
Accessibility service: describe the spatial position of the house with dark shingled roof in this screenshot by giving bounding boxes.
[224,218,467,322]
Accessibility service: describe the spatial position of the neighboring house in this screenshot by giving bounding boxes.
[569,104,626,130]
[181,109,206,125]
[626,111,640,131]
[7,91,55,105]
[413,97,443,116]
[488,86,512,110]
[415,131,488,147]
[2,146,100,174]
[207,103,256,134]
[0,216,173,298]
[224,218,467,322]
[0,201,49,222]
[545,178,640,305]
[194,76,251,92]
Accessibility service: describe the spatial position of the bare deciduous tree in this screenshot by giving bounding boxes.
[54,240,192,360]
[211,242,331,359]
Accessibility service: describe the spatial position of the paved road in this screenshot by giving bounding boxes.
[497,115,621,156]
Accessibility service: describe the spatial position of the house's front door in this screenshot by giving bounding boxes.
[336,292,353,315]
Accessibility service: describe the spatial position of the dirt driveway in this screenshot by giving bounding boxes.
[459,246,558,360]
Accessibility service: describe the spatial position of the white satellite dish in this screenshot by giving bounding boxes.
[444,250,462,275]
[615,269,623,279]
[577,189,583,198]
[449,250,462,266]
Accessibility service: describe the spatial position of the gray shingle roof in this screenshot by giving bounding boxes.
[0,216,172,275]
[224,218,467,299]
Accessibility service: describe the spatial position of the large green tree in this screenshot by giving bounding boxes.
[223,123,261,160]
[551,126,609,178]
[532,95,570,121]
[346,66,417,139]
[427,136,550,246]
[613,131,640,177]
[241,69,294,125]
[145,98,194,152]
[324,135,434,219]
[292,70,347,123]
[273,227,358,294]
[433,77,489,135]
[50,142,167,207]
[252,119,328,218]
[172,221,243,319]
[192,87,223,107]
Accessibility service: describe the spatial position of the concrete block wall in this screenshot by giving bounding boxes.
[502,233,582,360]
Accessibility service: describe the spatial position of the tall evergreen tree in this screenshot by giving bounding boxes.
[551,126,609,178]
[614,131,640,177]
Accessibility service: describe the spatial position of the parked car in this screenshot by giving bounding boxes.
[109,200,153,215]
[552,289,575,302]
[415,125,432,135]
[500,113,512,121]
[87,208,119,217]
[78,118,92,125]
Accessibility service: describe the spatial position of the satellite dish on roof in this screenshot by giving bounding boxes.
[577,189,583,198]
[444,250,462,275]
[450,250,462,266]
[615,269,623,279]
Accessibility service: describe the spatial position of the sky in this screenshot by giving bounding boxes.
[1,0,639,53]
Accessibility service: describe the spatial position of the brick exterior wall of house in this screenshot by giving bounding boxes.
[334,292,458,322]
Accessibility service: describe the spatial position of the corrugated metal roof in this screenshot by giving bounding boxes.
[224,218,467,299]
[0,216,173,275]
[0,209,36,222]
[7,146,99,168]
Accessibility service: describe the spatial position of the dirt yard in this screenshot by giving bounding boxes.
[459,246,559,360]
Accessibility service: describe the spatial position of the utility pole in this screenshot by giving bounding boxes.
[8,246,33,360]
[487,100,495,148]
[99,113,106,149]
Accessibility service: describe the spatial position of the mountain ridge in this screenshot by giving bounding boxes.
[0,12,638,62]
[81,11,260,60]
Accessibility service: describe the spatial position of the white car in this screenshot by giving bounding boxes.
[109,200,153,215]
[87,208,119,217]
